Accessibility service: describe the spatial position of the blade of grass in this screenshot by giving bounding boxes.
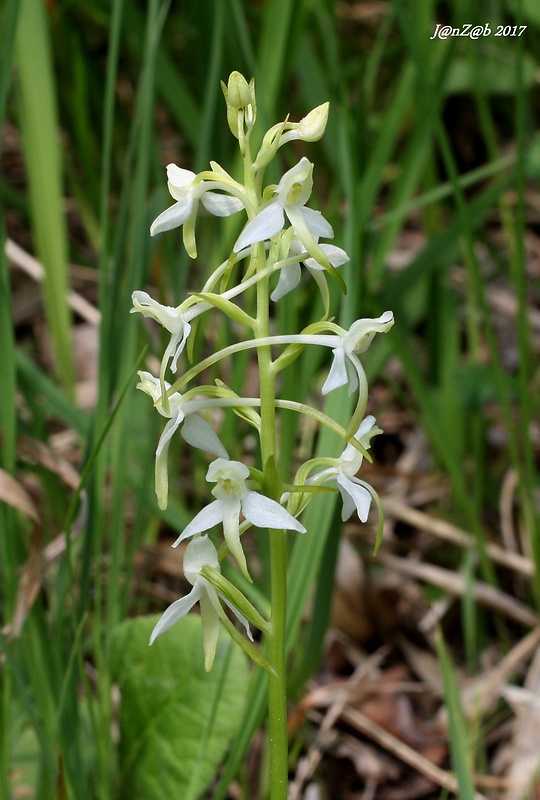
[435,627,476,800]
[15,0,74,392]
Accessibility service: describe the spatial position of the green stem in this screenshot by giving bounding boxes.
[256,280,288,800]
[243,123,288,798]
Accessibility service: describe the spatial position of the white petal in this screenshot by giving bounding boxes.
[276,158,313,206]
[201,192,244,217]
[181,414,229,459]
[299,206,334,238]
[183,535,220,583]
[321,346,348,395]
[304,244,349,271]
[347,311,394,354]
[336,474,372,522]
[218,591,254,641]
[150,200,193,236]
[166,164,196,193]
[270,263,302,302]
[207,458,249,484]
[149,583,202,644]
[199,589,220,671]
[173,499,225,546]
[234,202,285,251]
[221,498,248,578]
[241,491,306,532]
[136,370,162,404]
[156,410,184,456]
[154,411,184,510]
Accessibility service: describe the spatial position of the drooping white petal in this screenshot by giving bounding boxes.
[234,202,285,251]
[321,346,348,395]
[181,413,229,459]
[336,474,372,522]
[199,588,221,671]
[270,263,302,302]
[201,192,244,217]
[156,410,185,457]
[241,491,306,532]
[218,592,254,641]
[221,496,248,578]
[299,206,334,238]
[149,583,203,645]
[155,411,185,510]
[285,205,332,268]
[173,499,226,546]
[150,201,194,236]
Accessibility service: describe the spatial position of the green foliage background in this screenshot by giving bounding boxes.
[1,0,538,797]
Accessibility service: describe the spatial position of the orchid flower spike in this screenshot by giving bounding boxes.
[322,311,394,395]
[149,535,253,671]
[173,457,306,580]
[311,416,383,522]
[137,371,228,510]
[234,157,334,267]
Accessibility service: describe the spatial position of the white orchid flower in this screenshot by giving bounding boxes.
[321,311,394,395]
[271,239,349,302]
[131,291,192,374]
[149,535,253,671]
[233,158,334,266]
[309,416,382,522]
[137,371,228,510]
[150,163,244,238]
[173,457,306,579]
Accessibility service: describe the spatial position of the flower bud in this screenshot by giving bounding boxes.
[279,102,330,146]
[226,71,252,109]
[221,72,256,140]
[295,102,329,141]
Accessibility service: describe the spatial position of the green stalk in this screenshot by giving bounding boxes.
[257,246,288,800]
[243,127,288,796]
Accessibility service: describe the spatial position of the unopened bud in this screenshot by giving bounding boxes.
[295,102,329,141]
[221,72,256,140]
[226,71,252,109]
[279,102,330,146]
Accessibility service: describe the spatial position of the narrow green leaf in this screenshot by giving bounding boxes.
[15,0,74,392]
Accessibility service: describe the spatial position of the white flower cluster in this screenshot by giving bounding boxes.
[132,73,393,670]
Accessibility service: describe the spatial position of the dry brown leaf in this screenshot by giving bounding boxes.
[503,647,540,800]
[0,468,39,523]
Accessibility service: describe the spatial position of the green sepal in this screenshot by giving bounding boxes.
[310,267,331,318]
[325,261,347,295]
[213,380,261,430]
[272,341,305,374]
[262,455,283,502]
[191,292,257,330]
[200,565,269,632]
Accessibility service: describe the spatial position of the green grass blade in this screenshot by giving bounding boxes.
[15,0,74,392]
[435,628,476,800]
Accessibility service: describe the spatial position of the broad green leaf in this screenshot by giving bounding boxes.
[110,614,249,800]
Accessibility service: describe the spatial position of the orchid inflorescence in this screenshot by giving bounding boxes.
[132,72,393,673]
